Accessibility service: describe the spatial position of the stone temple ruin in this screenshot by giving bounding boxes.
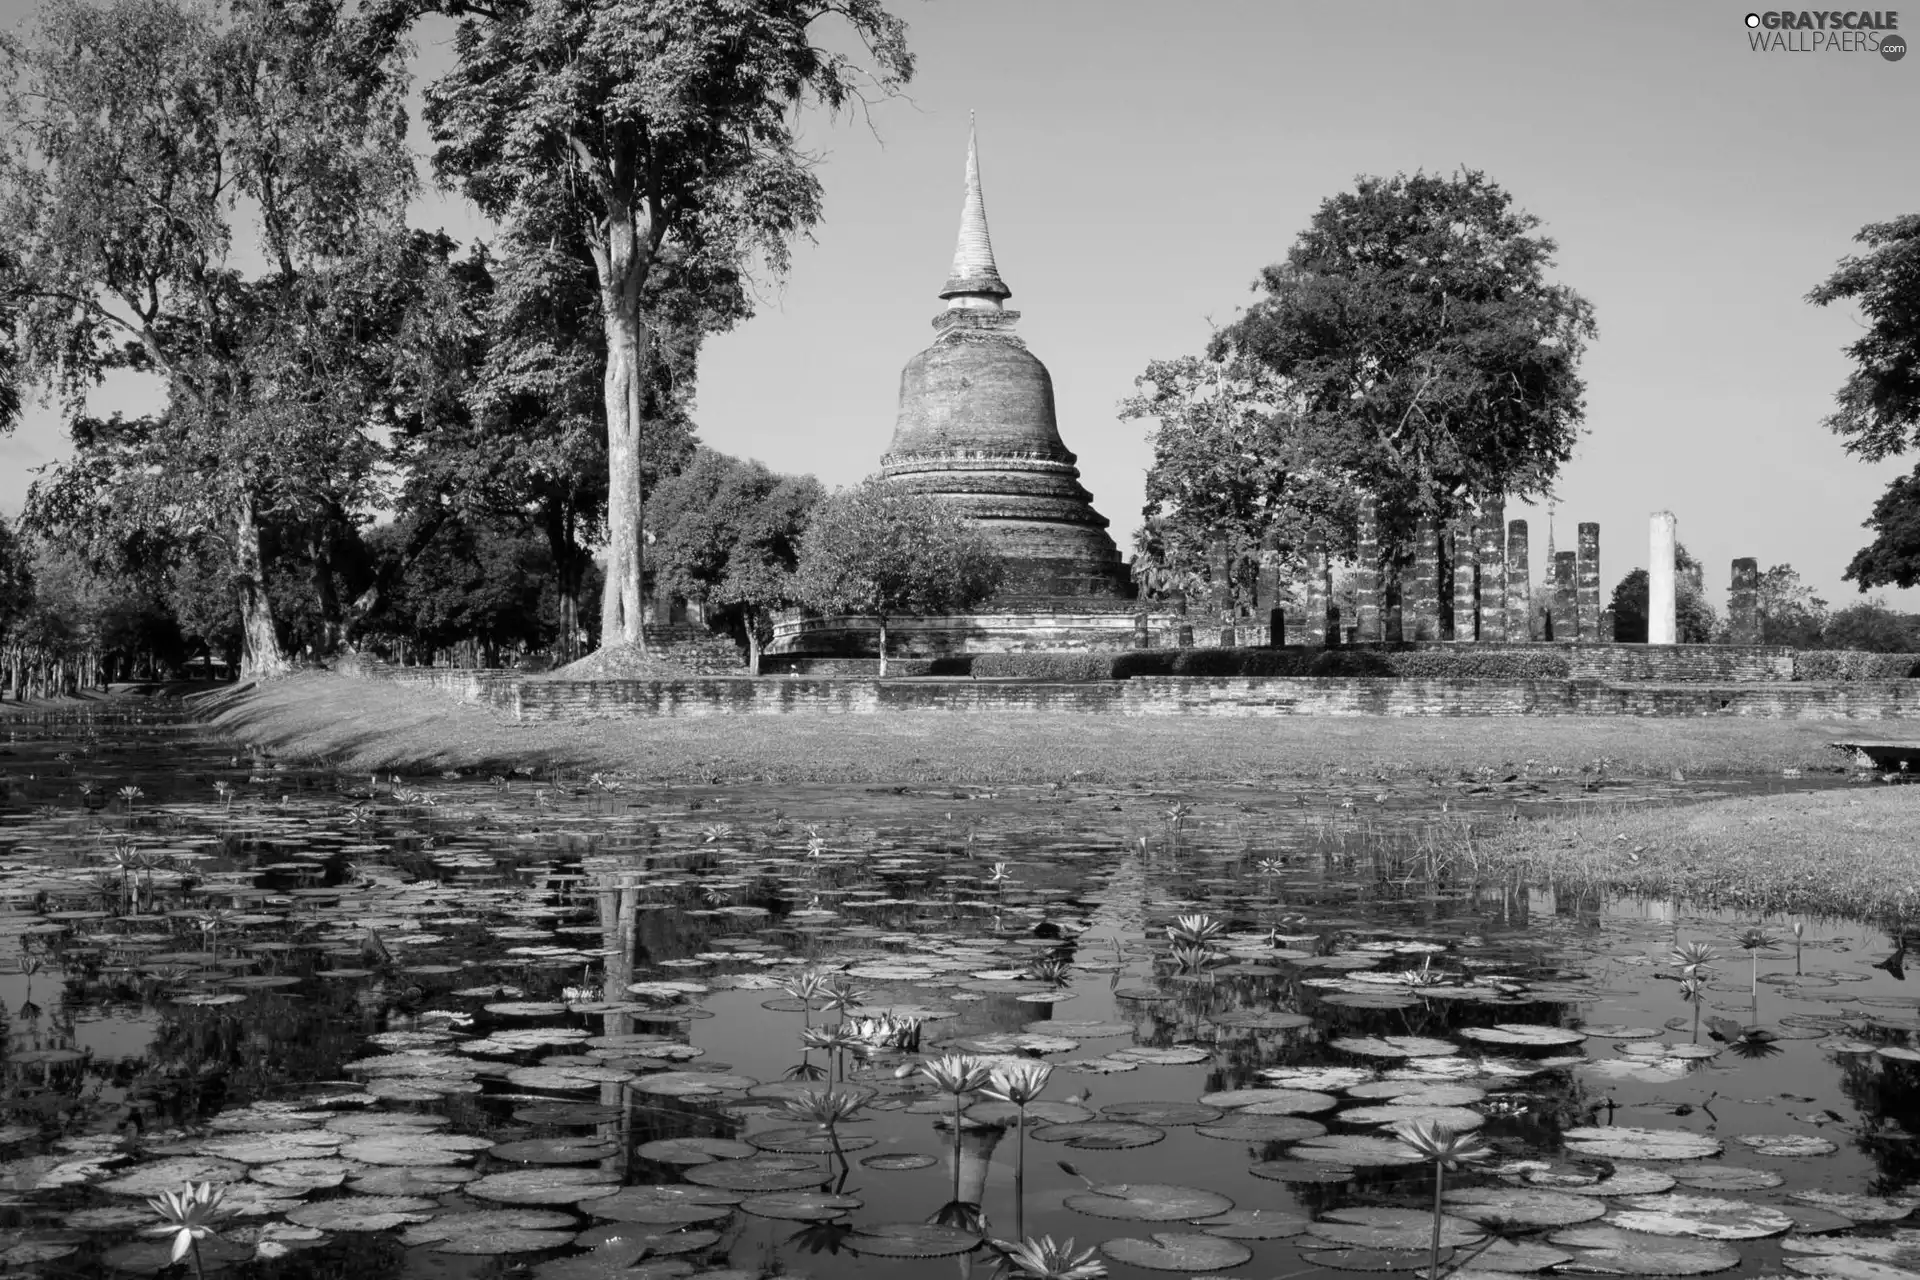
[763,123,1758,668]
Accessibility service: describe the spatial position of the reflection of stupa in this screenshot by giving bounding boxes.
[881,120,1131,602]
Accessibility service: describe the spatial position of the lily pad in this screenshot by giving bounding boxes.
[1065,1183,1234,1221]
[1330,1035,1459,1058]
[1547,1225,1742,1274]
[1290,1134,1427,1167]
[682,1156,828,1192]
[1250,1159,1355,1183]
[1459,1024,1588,1047]
[1561,1126,1722,1161]
[286,1195,439,1232]
[1607,1193,1794,1239]
[1099,1232,1253,1272]
[1192,1207,1310,1239]
[1668,1165,1783,1192]
[1199,1087,1334,1111]
[1536,1166,1676,1197]
[1309,1206,1483,1250]
[738,1191,862,1220]
[1029,1121,1164,1150]
[1445,1187,1607,1227]
[1194,1114,1327,1142]
[467,1167,622,1204]
[491,1137,622,1164]
[1733,1132,1838,1157]
[399,1209,578,1252]
[588,1185,741,1225]
[1787,1191,1919,1222]
[844,1223,981,1258]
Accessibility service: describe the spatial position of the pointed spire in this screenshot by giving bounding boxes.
[940,113,1012,306]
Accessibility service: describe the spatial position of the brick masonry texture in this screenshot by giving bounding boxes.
[341,657,1920,721]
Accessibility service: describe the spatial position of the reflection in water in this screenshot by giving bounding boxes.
[0,703,1910,1278]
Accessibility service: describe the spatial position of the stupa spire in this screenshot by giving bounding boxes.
[939,114,1012,308]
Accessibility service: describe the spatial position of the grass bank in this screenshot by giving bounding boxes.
[1470,784,1920,922]
[200,670,1862,785]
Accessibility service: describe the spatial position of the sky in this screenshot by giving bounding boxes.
[3,0,1918,614]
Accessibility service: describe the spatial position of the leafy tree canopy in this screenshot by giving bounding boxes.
[649,447,821,672]
[1607,544,1715,644]
[794,478,1003,676]
[405,0,912,646]
[1809,215,1920,592]
[1217,168,1596,552]
[1121,351,1356,611]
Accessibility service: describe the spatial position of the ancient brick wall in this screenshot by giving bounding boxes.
[1567,644,1795,682]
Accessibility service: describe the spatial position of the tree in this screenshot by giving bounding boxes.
[1809,215,1920,592]
[0,515,27,641]
[1,0,416,677]
[1219,169,1596,571]
[1821,600,1920,653]
[794,479,1004,677]
[409,0,913,651]
[1607,545,1715,644]
[1121,351,1356,613]
[1755,564,1829,648]
[650,449,822,675]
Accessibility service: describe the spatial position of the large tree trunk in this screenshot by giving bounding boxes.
[234,499,290,679]
[596,235,648,653]
[877,617,888,679]
[309,524,344,657]
[543,499,586,666]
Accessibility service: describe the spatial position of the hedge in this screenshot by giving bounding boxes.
[920,647,1574,681]
[1792,650,1920,681]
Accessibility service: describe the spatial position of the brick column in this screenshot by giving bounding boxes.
[1553,551,1577,641]
[1304,538,1328,647]
[1477,497,1506,643]
[1412,516,1440,641]
[1451,513,1477,641]
[1505,519,1530,641]
[1355,500,1380,643]
[1576,523,1601,640]
[1729,558,1760,644]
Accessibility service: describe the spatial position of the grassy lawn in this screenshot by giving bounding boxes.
[201,671,1866,785]
[1470,783,1920,923]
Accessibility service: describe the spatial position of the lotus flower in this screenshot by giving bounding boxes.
[994,1234,1108,1279]
[983,1061,1053,1108]
[1670,941,1718,976]
[1166,913,1225,948]
[1394,1122,1489,1280]
[145,1181,227,1276]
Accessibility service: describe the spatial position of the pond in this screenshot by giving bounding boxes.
[0,701,1915,1279]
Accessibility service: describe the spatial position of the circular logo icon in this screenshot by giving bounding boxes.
[1881,32,1908,60]
[1745,12,1761,26]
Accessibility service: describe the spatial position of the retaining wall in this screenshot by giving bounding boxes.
[336,660,1920,720]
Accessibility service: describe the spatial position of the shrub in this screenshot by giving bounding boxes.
[966,653,1115,681]
[1793,650,1920,681]
[1113,647,1571,680]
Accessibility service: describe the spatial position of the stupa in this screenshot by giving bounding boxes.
[880,120,1132,602]
[767,121,1170,665]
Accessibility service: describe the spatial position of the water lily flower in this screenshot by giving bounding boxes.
[1166,913,1225,948]
[779,1087,866,1131]
[994,1234,1108,1279]
[145,1181,227,1273]
[1670,941,1718,975]
[983,1061,1053,1108]
[918,1053,994,1097]
[1393,1120,1490,1169]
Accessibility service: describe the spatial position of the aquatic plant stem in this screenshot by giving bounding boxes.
[952,1092,963,1204]
[1014,1100,1027,1239]
[1429,1159,1445,1280]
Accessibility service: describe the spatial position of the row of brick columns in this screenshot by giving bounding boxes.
[1269,498,1610,645]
